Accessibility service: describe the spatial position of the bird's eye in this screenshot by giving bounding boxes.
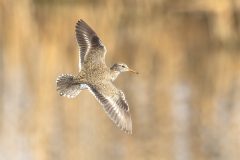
[121,65,125,68]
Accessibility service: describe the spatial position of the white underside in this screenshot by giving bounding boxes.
[80,84,88,90]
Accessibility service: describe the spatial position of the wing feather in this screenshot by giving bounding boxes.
[75,20,107,71]
[88,83,132,134]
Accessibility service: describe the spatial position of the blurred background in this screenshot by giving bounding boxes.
[1,0,240,159]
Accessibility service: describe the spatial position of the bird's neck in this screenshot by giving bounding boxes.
[110,70,120,81]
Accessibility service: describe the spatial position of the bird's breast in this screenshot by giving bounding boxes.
[110,71,120,82]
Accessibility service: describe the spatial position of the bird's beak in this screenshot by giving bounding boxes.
[128,68,139,74]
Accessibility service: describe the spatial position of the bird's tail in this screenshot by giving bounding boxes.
[56,74,81,98]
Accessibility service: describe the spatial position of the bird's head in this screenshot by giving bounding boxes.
[111,63,139,74]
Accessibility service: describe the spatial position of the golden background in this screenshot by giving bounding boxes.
[1,0,240,159]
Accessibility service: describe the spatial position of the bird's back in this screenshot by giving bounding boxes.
[78,62,111,84]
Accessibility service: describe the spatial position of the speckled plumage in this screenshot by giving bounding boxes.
[56,19,138,134]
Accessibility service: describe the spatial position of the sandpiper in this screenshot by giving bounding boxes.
[56,19,138,134]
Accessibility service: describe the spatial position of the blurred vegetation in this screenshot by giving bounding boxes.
[0,0,240,160]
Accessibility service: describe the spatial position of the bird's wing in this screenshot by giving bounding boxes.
[88,82,132,134]
[75,20,107,71]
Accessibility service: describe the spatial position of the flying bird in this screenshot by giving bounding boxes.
[56,20,138,134]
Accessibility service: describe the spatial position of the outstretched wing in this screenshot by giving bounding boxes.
[88,82,132,134]
[75,20,107,71]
